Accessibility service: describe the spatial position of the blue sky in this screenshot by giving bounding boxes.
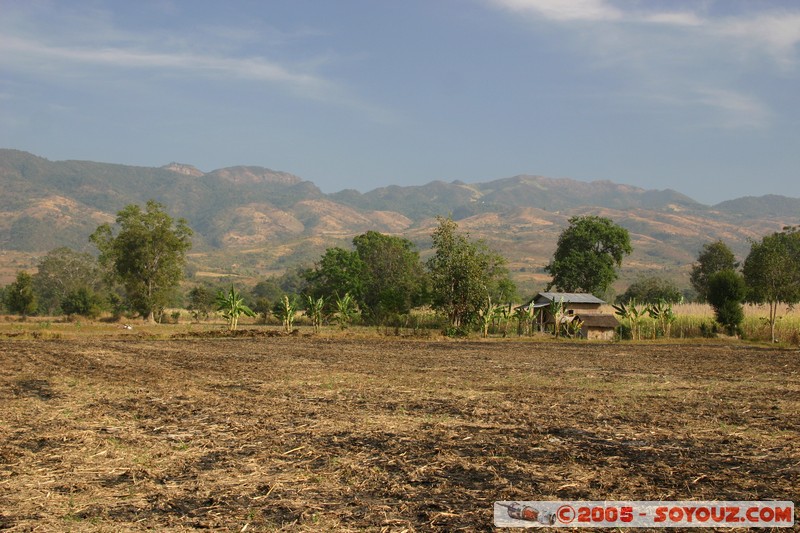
[1,0,798,204]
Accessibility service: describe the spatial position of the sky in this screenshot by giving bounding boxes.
[1,0,798,204]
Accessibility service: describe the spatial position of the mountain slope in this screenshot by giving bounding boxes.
[1,149,798,291]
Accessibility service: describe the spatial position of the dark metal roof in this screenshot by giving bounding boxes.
[533,292,606,305]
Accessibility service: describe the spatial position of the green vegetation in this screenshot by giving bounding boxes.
[33,247,107,316]
[333,292,359,330]
[305,295,325,333]
[216,285,255,331]
[61,287,104,319]
[427,216,514,333]
[1,183,798,344]
[690,240,738,302]
[617,275,682,304]
[707,270,746,336]
[187,285,215,322]
[303,231,428,324]
[352,231,428,322]
[274,295,298,332]
[545,215,632,298]
[3,271,37,318]
[91,200,193,322]
[742,227,800,342]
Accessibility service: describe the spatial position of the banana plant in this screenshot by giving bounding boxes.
[216,285,255,331]
[477,296,501,338]
[305,295,325,333]
[549,297,566,338]
[334,292,359,330]
[513,306,529,336]
[648,299,676,339]
[497,302,513,338]
[565,317,583,339]
[276,295,298,333]
[613,298,644,340]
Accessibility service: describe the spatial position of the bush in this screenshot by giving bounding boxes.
[707,270,746,336]
[617,276,683,304]
[61,287,104,319]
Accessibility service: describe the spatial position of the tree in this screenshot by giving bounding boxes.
[304,232,429,323]
[427,216,514,331]
[545,216,632,297]
[187,285,215,322]
[617,276,682,304]
[304,248,366,304]
[90,200,192,322]
[352,231,429,322]
[61,287,104,319]
[216,285,255,330]
[4,271,38,318]
[690,240,738,302]
[742,228,800,342]
[33,247,106,315]
[707,269,746,336]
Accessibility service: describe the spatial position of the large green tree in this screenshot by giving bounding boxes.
[617,276,682,304]
[4,271,38,318]
[353,231,428,321]
[545,215,632,297]
[33,247,106,315]
[304,247,366,304]
[91,200,192,322]
[707,269,746,336]
[742,228,800,343]
[427,216,513,331]
[304,232,429,322]
[690,240,738,302]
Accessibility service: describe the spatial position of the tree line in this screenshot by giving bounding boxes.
[2,200,798,340]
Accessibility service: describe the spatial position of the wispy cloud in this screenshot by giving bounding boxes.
[692,88,772,129]
[486,0,799,128]
[0,5,393,122]
[492,0,622,22]
[0,34,333,97]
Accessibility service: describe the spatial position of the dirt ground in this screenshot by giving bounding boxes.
[1,336,798,531]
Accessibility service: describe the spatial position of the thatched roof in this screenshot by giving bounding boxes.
[575,314,619,329]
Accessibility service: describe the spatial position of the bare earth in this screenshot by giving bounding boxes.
[1,336,798,531]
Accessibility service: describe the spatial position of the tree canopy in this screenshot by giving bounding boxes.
[545,215,632,297]
[33,246,106,315]
[353,231,428,321]
[427,216,514,331]
[304,247,366,304]
[304,231,429,322]
[90,200,192,322]
[707,269,746,336]
[4,271,37,318]
[690,240,738,302]
[742,227,800,342]
[617,275,682,304]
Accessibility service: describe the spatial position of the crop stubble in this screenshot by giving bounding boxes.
[0,337,798,531]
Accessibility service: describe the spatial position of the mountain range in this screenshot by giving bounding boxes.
[1,148,798,293]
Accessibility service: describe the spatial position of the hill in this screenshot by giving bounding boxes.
[1,149,797,293]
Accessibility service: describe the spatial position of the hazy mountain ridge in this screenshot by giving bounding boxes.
[1,149,797,289]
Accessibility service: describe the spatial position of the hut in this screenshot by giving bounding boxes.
[519,292,618,339]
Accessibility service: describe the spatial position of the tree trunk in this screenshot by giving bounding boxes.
[770,300,777,343]
[145,310,156,323]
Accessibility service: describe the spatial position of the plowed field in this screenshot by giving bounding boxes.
[1,337,798,531]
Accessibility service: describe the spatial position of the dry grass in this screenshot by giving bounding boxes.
[1,335,798,531]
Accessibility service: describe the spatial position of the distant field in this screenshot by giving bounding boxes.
[1,336,797,531]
